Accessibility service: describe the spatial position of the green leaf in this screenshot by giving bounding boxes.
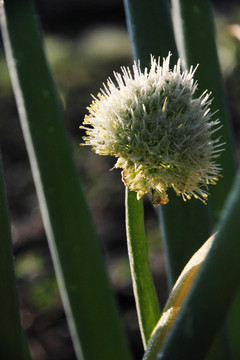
[123,0,179,67]
[171,0,237,221]
[171,2,237,357]
[151,172,240,360]
[0,1,131,359]
[143,233,215,360]
[0,153,31,359]
[158,194,213,286]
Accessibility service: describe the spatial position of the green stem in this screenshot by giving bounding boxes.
[155,172,240,360]
[123,0,179,68]
[0,152,31,360]
[126,189,161,348]
[0,1,131,359]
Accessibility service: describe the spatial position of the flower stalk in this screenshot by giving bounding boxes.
[126,189,161,348]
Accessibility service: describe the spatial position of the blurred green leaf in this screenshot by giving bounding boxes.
[0,1,131,359]
[143,233,215,360]
[171,0,237,221]
[0,153,31,359]
[153,173,240,360]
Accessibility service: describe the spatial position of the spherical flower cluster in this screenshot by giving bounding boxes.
[81,54,224,206]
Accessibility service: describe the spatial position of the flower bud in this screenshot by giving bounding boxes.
[81,54,224,206]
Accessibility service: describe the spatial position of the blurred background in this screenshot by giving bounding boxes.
[0,0,240,359]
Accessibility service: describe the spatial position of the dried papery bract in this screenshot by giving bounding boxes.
[81,54,224,205]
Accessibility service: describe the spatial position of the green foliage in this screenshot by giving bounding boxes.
[0,0,239,359]
[0,154,31,359]
[154,173,240,360]
[171,0,237,221]
[0,0,131,359]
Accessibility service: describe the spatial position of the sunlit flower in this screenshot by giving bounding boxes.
[80,53,224,206]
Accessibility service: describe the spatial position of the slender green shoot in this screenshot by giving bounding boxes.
[126,189,161,348]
